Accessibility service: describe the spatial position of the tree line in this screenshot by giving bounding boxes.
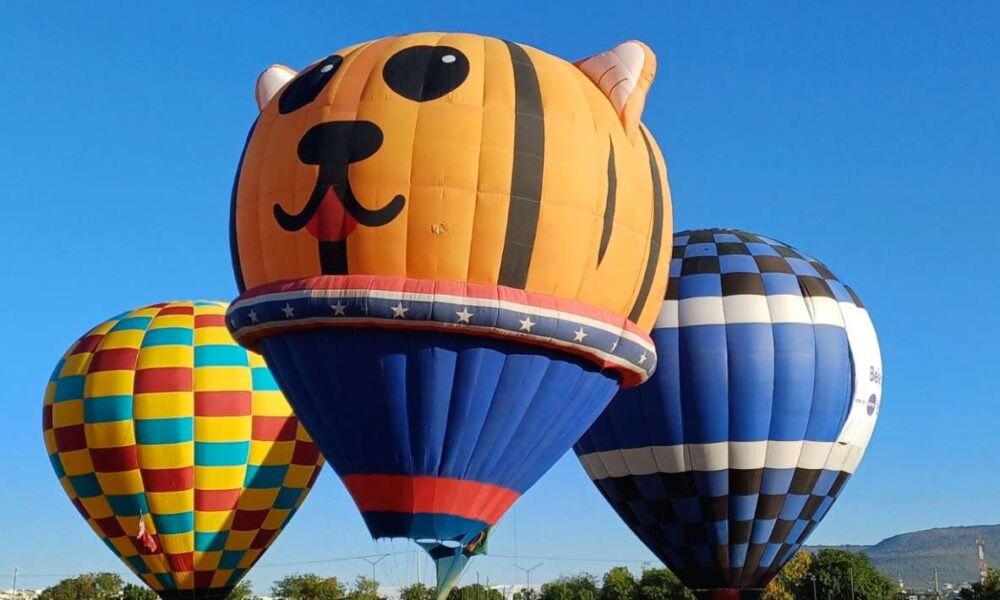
[28,550,999,600]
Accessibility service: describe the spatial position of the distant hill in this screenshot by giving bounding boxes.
[808,525,1000,590]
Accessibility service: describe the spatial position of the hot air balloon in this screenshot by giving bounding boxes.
[226,32,672,595]
[42,301,324,600]
[575,229,882,600]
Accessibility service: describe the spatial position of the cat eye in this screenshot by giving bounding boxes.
[382,45,469,102]
[279,55,343,114]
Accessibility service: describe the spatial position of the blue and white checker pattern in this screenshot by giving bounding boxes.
[575,229,882,592]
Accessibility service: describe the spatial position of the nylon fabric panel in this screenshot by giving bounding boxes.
[42,302,323,597]
[258,327,618,543]
[574,229,882,593]
[230,32,672,332]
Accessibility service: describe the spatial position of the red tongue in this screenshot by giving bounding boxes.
[305,185,360,241]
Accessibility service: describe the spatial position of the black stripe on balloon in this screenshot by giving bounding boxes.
[598,139,617,265]
[627,129,665,323]
[229,117,258,294]
[319,240,349,274]
[769,519,796,544]
[498,41,545,290]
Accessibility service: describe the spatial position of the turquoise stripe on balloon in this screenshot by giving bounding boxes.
[103,537,122,557]
[195,441,250,466]
[195,531,228,551]
[53,375,85,402]
[84,395,132,423]
[194,345,249,367]
[142,327,194,347]
[126,555,151,574]
[107,492,149,516]
[219,550,245,570]
[155,572,177,591]
[226,568,248,588]
[111,316,152,332]
[68,473,102,498]
[195,300,222,307]
[153,511,194,535]
[135,418,193,444]
[244,465,288,488]
[274,487,302,509]
[251,367,279,391]
[49,358,65,382]
[48,454,65,478]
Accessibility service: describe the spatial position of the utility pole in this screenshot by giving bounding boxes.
[12,566,17,593]
[850,568,855,600]
[516,563,543,593]
[361,554,388,581]
[810,574,818,600]
[978,535,989,584]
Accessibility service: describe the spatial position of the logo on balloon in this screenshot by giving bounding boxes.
[867,394,877,415]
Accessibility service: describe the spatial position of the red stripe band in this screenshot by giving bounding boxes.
[341,474,519,526]
[252,416,297,441]
[195,391,252,416]
[134,367,192,394]
[195,488,242,511]
[91,445,139,472]
[89,348,139,372]
[195,314,227,328]
[141,467,193,492]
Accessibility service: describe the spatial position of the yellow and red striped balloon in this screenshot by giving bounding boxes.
[42,301,323,599]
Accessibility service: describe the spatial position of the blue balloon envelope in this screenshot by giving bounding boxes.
[575,229,882,599]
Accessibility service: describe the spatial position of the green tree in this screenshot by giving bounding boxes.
[272,573,348,599]
[350,575,383,600]
[450,583,504,600]
[121,583,158,600]
[540,573,599,600]
[228,580,255,599]
[401,582,437,600]
[513,588,541,600]
[797,550,895,600]
[764,551,813,600]
[37,572,124,600]
[635,568,694,600]
[601,567,638,600]
[959,569,1000,600]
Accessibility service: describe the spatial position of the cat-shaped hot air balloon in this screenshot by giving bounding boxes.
[227,32,673,597]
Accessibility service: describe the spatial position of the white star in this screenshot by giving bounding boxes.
[248,309,259,323]
[229,316,238,328]
[391,302,409,318]
[638,352,647,365]
[331,302,347,316]
[281,303,295,318]
[573,327,588,342]
[518,316,536,332]
[455,307,474,323]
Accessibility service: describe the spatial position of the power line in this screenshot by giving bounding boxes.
[492,554,650,564]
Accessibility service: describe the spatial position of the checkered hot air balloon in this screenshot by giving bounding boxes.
[575,229,883,600]
[42,301,324,600]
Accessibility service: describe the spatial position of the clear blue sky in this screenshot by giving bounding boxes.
[1,0,997,593]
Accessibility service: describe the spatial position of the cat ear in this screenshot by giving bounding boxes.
[576,41,656,139]
[255,64,297,111]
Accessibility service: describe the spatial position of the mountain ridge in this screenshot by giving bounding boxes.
[807,524,1000,590]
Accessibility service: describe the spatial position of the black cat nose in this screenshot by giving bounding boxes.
[297,121,385,166]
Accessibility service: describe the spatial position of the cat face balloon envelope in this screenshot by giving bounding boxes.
[227,32,671,598]
[230,32,671,342]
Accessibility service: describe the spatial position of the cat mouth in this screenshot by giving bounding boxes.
[273,120,405,240]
